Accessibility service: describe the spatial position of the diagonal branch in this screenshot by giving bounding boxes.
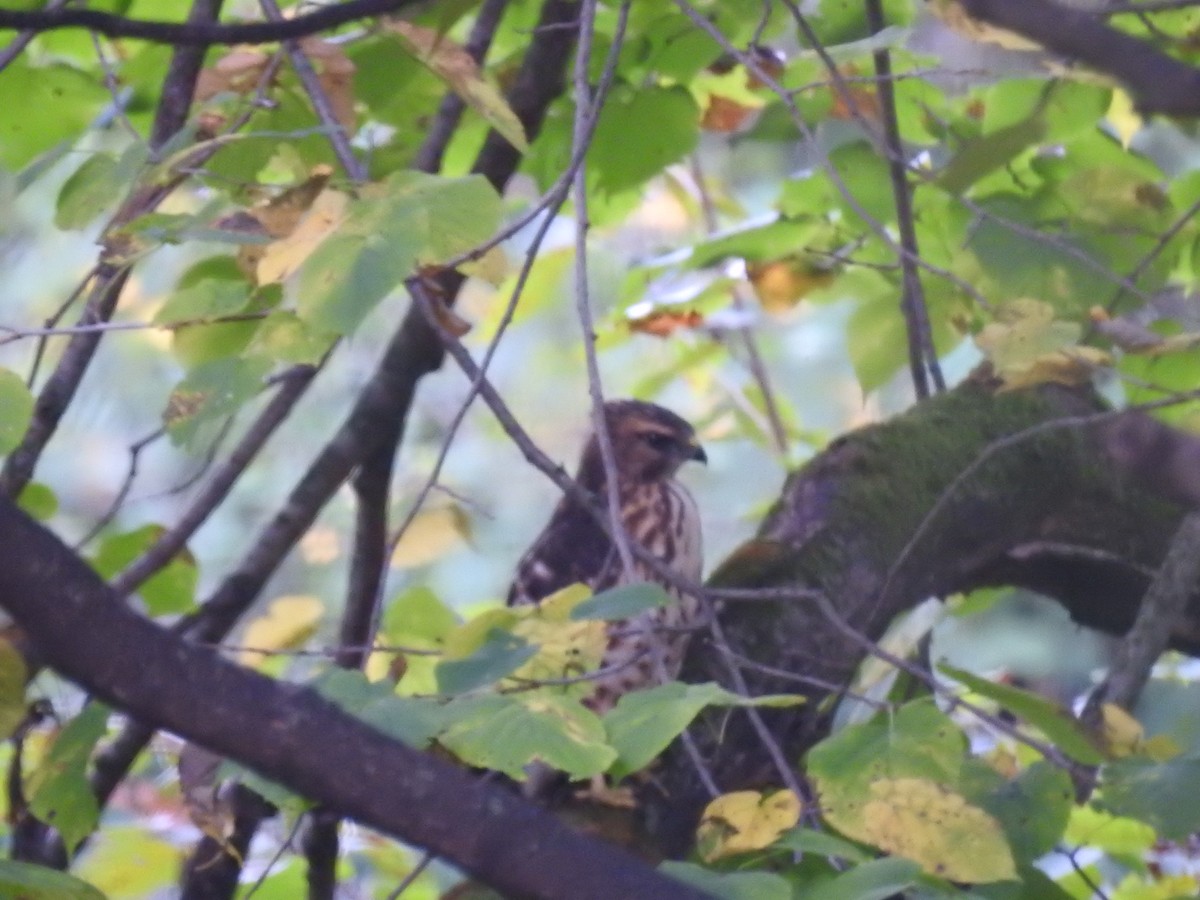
[0,497,709,900]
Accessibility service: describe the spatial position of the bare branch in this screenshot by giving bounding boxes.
[0,0,419,48]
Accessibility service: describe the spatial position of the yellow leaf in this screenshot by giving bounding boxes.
[239,595,324,665]
[441,608,520,660]
[254,189,348,285]
[458,244,509,286]
[0,637,28,740]
[510,584,606,694]
[1107,89,1142,149]
[1141,733,1181,762]
[1100,703,1143,758]
[385,21,528,152]
[860,778,1016,883]
[747,258,836,313]
[975,298,1110,389]
[697,790,802,862]
[390,504,472,569]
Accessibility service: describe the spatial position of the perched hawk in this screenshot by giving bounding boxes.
[508,399,706,713]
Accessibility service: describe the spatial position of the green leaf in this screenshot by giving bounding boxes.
[775,827,872,863]
[297,172,501,335]
[657,862,791,900]
[249,312,335,365]
[0,639,27,741]
[386,21,528,153]
[55,153,120,230]
[16,482,57,521]
[0,367,35,456]
[0,60,108,169]
[806,857,923,900]
[939,663,1104,765]
[437,693,615,779]
[808,700,1016,883]
[28,704,110,854]
[971,866,1076,900]
[163,357,272,450]
[1099,755,1200,840]
[72,825,179,898]
[216,760,309,815]
[687,217,826,267]
[570,583,673,621]
[0,860,106,900]
[847,292,908,393]
[1064,803,1156,856]
[381,585,459,643]
[962,760,1074,864]
[154,279,251,325]
[605,682,804,778]
[312,668,445,746]
[435,629,536,694]
[589,86,699,195]
[936,116,1046,195]
[89,525,197,616]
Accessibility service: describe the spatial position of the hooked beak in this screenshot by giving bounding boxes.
[689,442,708,465]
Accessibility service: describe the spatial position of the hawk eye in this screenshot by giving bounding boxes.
[642,431,675,452]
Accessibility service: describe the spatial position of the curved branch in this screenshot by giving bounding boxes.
[645,381,1198,852]
[960,0,1200,117]
[0,0,419,47]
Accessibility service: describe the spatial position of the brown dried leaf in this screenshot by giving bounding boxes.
[235,166,339,282]
[253,188,348,285]
[195,47,271,101]
[701,95,758,134]
[829,64,882,123]
[628,309,704,338]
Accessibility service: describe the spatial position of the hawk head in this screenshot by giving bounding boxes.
[578,400,707,488]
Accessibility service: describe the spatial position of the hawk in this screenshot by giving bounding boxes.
[508,399,706,713]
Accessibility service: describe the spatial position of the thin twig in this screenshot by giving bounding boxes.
[689,155,788,453]
[385,851,436,900]
[571,0,637,581]
[812,592,1077,770]
[73,429,165,550]
[112,365,318,598]
[864,0,943,396]
[260,0,365,181]
[0,0,69,73]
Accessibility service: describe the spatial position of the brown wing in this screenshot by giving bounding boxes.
[507,495,619,606]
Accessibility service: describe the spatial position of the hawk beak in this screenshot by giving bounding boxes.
[689,442,708,465]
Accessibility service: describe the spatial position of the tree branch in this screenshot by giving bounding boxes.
[0,0,419,48]
[960,0,1200,117]
[0,498,708,900]
[865,0,943,397]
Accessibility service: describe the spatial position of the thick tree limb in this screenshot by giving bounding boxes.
[0,498,707,900]
[959,0,1200,117]
[647,380,1196,852]
[0,0,418,47]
